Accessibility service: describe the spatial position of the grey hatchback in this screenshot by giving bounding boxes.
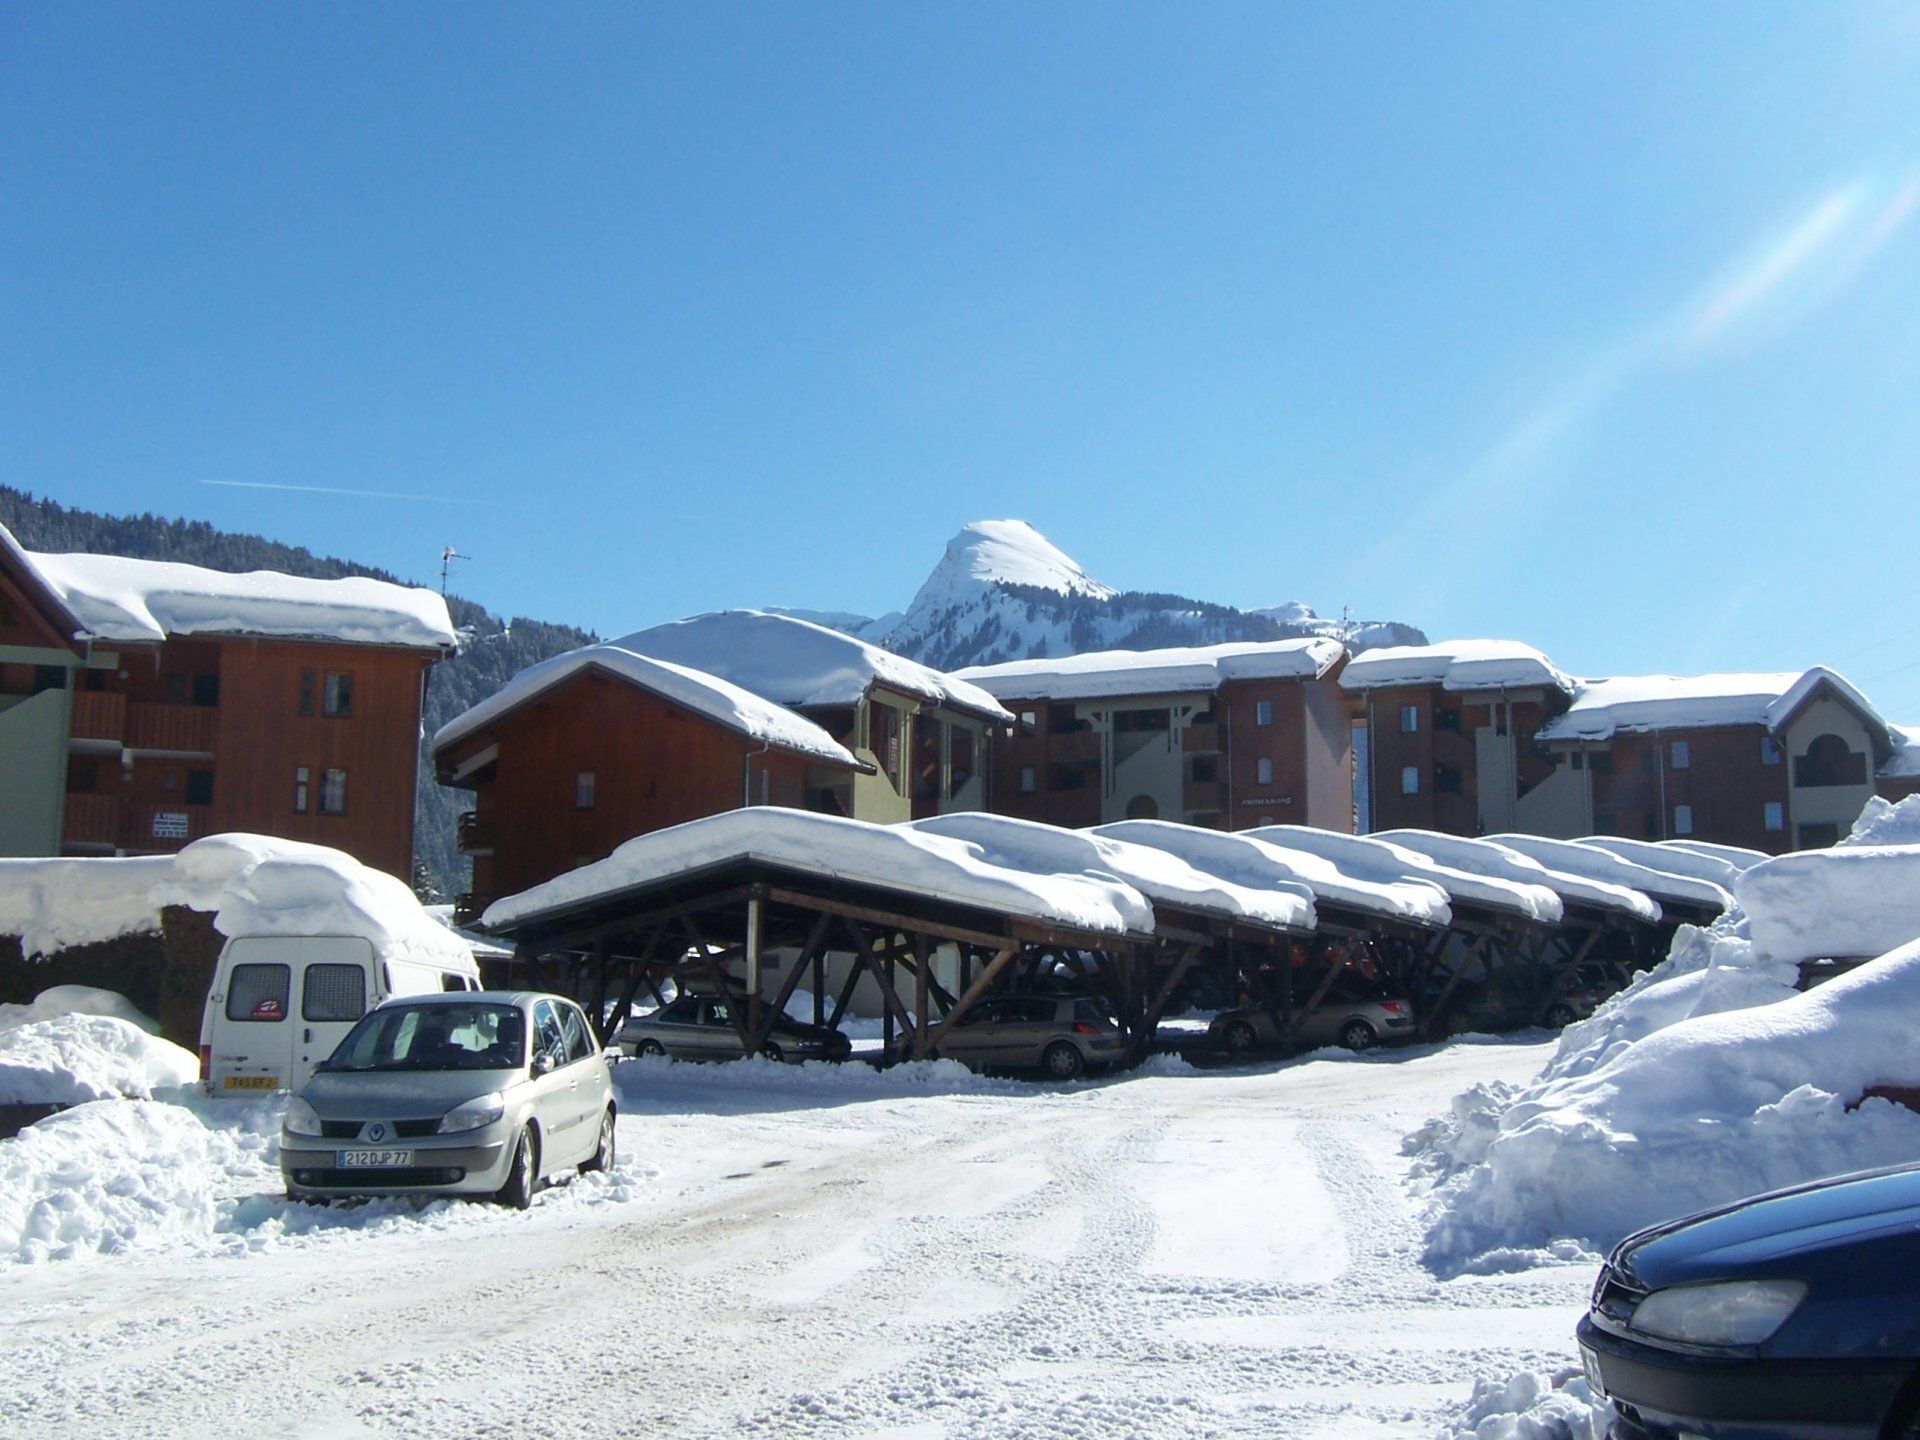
[280,991,616,1208]
[903,994,1126,1079]
[614,993,852,1063]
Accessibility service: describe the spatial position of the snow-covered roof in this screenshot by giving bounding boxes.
[1337,640,1574,696]
[0,857,173,959]
[910,813,1315,935]
[1098,820,1450,927]
[1882,724,1920,781]
[1657,839,1771,873]
[1488,833,1731,915]
[20,549,457,650]
[1536,667,1892,746]
[1576,836,1741,892]
[429,642,865,770]
[154,834,475,970]
[482,808,1154,937]
[1248,825,1562,924]
[954,638,1345,702]
[1379,830,1661,923]
[1737,846,1920,964]
[618,610,1012,724]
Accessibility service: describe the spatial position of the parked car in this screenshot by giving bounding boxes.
[615,993,852,1063]
[1578,1161,1920,1439]
[890,994,1126,1079]
[1210,978,1415,1056]
[280,990,615,1208]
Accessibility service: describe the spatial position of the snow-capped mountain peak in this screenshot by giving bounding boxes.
[917,519,1117,605]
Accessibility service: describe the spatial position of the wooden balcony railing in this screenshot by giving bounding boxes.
[1180,722,1221,754]
[125,702,219,755]
[67,691,127,743]
[61,793,120,846]
[457,811,496,854]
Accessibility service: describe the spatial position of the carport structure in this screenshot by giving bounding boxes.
[1490,833,1732,951]
[476,808,1158,1062]
[1382,829,1664,1032]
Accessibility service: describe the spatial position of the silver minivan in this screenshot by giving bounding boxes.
[279,991,615,1208]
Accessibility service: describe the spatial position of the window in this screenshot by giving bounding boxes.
[1793,733,1868,788]
[950,727,975,794]
[1190,756,1217,782]
[302,963,366,1022]
[293,767,310,813]
[575,771,596,809]
[1256,756,1274,785]
[1435,707,1463,734]
[1400,705,1418,734]
[440,971,471,992]
[533,1000,566,1062]
[225,963,290,1022]
[320,769,347,815]
[323,672,353,718]
[1761,737,1782,766]
[185,769,214,805]
[191,674,219,708]
[1673,804,1694,836]
[32,665,67,694]
[1670,740,1690,770]
[1113,708,1171,733]
[1401,766,1420,796]
[1764,801,1785,832]
[560,1005,594,1063]
[1125,794,1159,819]
[1019,709,1036,730]
[298,669,315,716]
[870,703,901,787]
[1254,700,1273,727]
[1019,766,1037,794]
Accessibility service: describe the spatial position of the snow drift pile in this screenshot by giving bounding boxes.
[1416,796,1920,1274]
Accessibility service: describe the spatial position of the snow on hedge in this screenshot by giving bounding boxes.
[909,812,1315,934]
[483,808,1155,937]
[1414,799,1920,1275]
[0,856,171,959]
[26,550,456,649]
[619,609,1012,723]
[1381,829,1658,924]
[1337,639,1574,696]
[430,641,865,769]
[0,985,159,1036]
[1248,824,1561,924]
[0,1015,198,1106]
[154,834,473,969]
[1489,833,1730,914]
[954,636,1344,701]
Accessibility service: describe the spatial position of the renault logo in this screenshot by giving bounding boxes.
[367,1122,387,1142]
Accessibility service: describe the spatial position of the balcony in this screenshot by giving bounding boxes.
[68,691,127,743]
[126,702,218,755]
[1182,779,1227,814]
[1180,722,1221,754]
[1048,728,1101,765]
[61,793,120,847]
[457,810,496,854]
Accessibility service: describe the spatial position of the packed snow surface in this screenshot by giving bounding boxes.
[619,609,1012,723]
[909,813,1316,934]
[24,549,456,649]
[955,637,1344,700]
[429,641,865,769]
[0,856,170,958]
[0,1015,197,1105]
[1489,833,1729,914]
[1380,830,1659,924]
[1535,665,1887,742]
[1575,834,1741,891]
[1337,639,1574,696]
[154,834,474,969]
[1736,844,1920,963]
[483,808,1156,937]
[1099,819,1451,926]
[1250,825,1562,925]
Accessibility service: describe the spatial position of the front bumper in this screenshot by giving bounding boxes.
[1577,1316,1904,1440]
[280,1125,514,1198]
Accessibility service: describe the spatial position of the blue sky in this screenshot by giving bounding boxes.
[6,5,1920,714]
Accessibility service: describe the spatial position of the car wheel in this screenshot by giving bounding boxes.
[1041,1041,1085,1081]
[1222,1020,1259,1057]
[580,1108,615,1175]
[638,1039,667,1058]
[1339,1020,1377,1052]
[760,1042,785,1063]
[1543,1003,1577,1029]
[496,1126,538,1210]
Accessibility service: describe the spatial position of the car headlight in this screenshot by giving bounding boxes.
[437,1092,506,1135]
[1629,1279,1807,1347]
[283,1097,324,1137]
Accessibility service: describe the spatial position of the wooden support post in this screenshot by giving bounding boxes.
[1285,951,1353,1046]
[919,945,1020,1054]
[913,934,930,1054]
[1132,942,1202,1060]
[1420,932,1493,1036]
[746,897,764,1055]
[750,911,834,1053]
[838,916,918,1057]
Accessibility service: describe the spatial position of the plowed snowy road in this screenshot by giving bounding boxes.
[0,1039,1588,1440]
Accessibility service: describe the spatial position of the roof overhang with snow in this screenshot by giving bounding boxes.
[1536,667,1894,756]
[954,638,1346,703]
[1337,640,1574,697]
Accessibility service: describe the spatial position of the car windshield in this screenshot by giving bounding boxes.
[323,1002,526,1073]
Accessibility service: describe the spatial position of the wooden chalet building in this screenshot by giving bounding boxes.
[955,639,1354,833]
[0,520,455,877]
[434,611,1011,922]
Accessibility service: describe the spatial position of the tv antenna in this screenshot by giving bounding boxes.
[440,546,470,595]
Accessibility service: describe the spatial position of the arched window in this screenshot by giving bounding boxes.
[1125,794,1159,820]
[1793,733,1867,788]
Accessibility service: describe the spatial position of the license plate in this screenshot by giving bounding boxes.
[337,1148,413,1168]
[1580,1344,1607,1399]
[222,1075,279,1091]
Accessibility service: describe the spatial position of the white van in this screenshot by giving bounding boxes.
[200,934,483,1096]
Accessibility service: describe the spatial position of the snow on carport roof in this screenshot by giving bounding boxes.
[1488,833,1731,915]
[1247,825,1561,925]
[1379,829,1661,924]
[1736,845,1920,964]
[1576,835,1741,892]
[481,808,1155,938]
[910,813,1315,935]
[1659,839,1770,873]
[1098,820,1449,928]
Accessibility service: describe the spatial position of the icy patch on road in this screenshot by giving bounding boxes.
[1436,1367,1605,1438]
[0,1014,198,1105]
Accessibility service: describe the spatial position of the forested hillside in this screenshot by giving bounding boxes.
[0,486,593,898]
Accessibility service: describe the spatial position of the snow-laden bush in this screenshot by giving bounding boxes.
[0,983,161,1036]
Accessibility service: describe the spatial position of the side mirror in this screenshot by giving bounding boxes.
[531,1052,556,1077]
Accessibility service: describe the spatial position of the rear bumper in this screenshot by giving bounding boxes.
[1577,1316,1903,1440]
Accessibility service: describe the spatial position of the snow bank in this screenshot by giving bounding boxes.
[155,834,473,969]
[1251,824,1561,924]
[954,637,1344,701]
[27,550,456,649]
[1737,843,1920,963]
[910,812,1315,934]
[619,609,1012,723]
[430,641,865,769]
[1437,1369,1605,1440]
[610,1052,1034,1102]
[1382,830,1658,924]
[484,808,1155,937]
[1847,793,1920,847]
[1490,833,1728,914]
[0,1015,197,1105]
[0,855,170,958]
[0,984,159,1035]
[1337,639,1574,696]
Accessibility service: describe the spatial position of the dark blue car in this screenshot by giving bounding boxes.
[1579,1162,1920,1439]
